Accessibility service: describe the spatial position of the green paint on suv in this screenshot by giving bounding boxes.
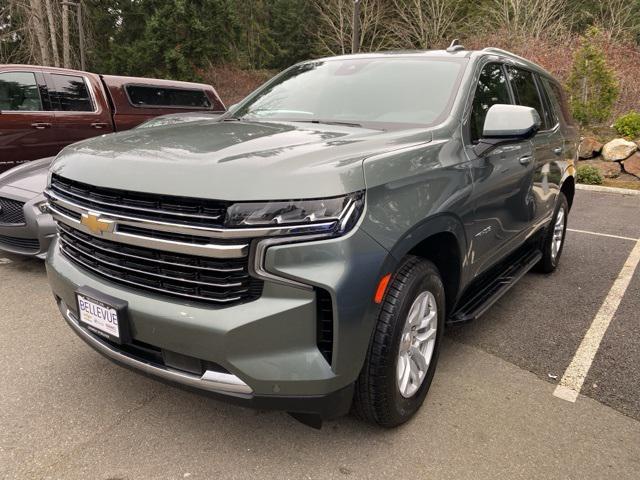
[45,47,578,428]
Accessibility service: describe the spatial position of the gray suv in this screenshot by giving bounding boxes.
[45,47,577,428]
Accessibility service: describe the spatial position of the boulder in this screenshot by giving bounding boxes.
[579,159,621,178]
[578,137,603,159]
[622,153,640,178]
[601,138,638,162]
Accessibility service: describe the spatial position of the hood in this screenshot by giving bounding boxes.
[0,157,53,195]
[51,120,431,200]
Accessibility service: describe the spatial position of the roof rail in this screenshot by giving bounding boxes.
[481,47,546,70]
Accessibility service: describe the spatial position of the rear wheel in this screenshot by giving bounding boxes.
[353,256,445,427]
[536,192,568,273]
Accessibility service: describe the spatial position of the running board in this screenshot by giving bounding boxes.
[448,248,542,325]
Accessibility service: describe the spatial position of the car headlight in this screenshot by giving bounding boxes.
[225,191,365,235]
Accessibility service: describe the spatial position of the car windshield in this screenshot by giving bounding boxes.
[234,57,467,129]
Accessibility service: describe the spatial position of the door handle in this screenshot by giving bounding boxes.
[553,147,563,156]
[31,122,52,130]
[91,122,109,129]
[519,155,533,166]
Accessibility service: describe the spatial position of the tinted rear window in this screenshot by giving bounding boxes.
[507,67,547,129]
[126,85,212,109]
[542,77,575,126]
[0,72,43,111]
[48,74,93,112]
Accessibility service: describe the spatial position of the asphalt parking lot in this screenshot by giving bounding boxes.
[1,188,639,480]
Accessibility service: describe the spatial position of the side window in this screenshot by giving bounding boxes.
[0,72,43,111]
[542,77,575,126]
[48,74,94,112]
[470,63,511,142]
[507,67,548,130]
[125,85,212,109]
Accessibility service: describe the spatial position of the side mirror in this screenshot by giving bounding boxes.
[474,104,541,157]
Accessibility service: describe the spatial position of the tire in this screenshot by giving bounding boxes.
[535,192,569,273]
[353,256,445,427]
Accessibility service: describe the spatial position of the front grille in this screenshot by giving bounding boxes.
[0,235,39,250]
[58,223,262,306]
[50,174,229,228]
[0,197,26,225]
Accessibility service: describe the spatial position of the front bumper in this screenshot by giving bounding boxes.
[46,227,390,417]
[0,189,55,258]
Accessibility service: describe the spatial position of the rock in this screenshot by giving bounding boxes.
[579,159,621,178]
[601,138,638,162]
[622,153,640,178]
[578,137,603,159]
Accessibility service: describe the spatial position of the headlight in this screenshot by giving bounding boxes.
[225,191,364,235]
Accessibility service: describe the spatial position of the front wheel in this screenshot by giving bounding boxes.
[353,256,445,427]
[536,192,569,273]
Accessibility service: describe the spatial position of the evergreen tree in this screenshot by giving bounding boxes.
[567,28,619,125]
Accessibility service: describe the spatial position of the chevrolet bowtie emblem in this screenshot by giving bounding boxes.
[80,213,113,236]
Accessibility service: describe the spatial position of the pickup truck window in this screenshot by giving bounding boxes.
[506,67,548,130]
[125,85,212,109]
[48,74,94,112]
[234,57,466,129]
[470,63,511,142]
[0,72,43,111]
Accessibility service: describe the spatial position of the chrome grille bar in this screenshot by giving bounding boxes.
[57,223,243,273]
[48,202,249,259]
[45,190,338,240]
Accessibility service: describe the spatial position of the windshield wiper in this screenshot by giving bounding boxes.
[295,119,363,128]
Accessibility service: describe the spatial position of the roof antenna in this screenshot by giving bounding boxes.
[447,39,464,53]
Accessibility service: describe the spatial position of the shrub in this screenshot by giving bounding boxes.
[567,28,619,126]
[613,112,640,138]
[576,165,604,185]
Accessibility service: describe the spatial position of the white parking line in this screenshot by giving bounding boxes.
[567,228,638,242]
[554,239,640,402]
[0,258,11,265]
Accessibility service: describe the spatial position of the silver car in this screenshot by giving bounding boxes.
[0,157,54,258]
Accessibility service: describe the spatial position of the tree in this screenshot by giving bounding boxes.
[593,0,640,43]
[391,0,463,49]
[483,0,570,40]
[567,28,619,125]
[312,0,395,55]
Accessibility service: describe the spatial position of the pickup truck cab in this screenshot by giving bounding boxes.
[0,65,225,172]
[45,47,578,428]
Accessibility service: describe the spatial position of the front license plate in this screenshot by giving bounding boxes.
[75,287,129,343]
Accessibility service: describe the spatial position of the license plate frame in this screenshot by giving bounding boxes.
[75,286,130,344]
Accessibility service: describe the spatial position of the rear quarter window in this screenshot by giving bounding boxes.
[125,85,212,109]
[541,77,576,127]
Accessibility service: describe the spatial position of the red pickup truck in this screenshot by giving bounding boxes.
[0,65,225,172]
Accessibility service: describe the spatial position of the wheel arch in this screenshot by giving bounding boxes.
[388,214,467,314]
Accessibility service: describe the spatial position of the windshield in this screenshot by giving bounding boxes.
[234,57,467,129]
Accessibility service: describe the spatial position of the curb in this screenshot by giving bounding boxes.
[576,184,640,196]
